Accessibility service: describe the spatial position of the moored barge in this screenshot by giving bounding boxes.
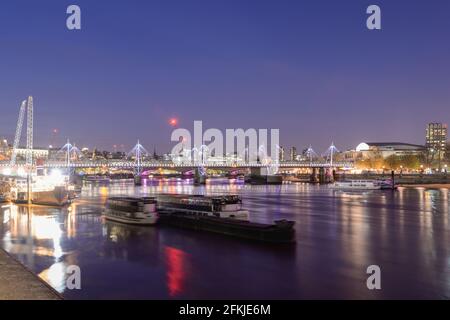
[158,213,295,243]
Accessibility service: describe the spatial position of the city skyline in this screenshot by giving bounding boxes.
[1,1,450,152]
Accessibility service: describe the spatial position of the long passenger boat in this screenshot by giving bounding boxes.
[330,179,397,190]
[156,194,249,219]
[156,194,295,243]
[103,197,159,225]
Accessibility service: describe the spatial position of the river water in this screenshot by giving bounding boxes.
[0,180,449,299]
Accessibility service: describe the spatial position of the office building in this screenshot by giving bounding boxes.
[426,123,447,160]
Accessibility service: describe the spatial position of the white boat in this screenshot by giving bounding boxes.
[378,179,397,190]
[330,180,383,190]
[3,175,71,206]
[103,197,159,225]
[15,186,70,206]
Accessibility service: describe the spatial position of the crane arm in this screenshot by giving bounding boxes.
[10,100,26,166]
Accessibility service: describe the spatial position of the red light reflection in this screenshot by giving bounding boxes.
[165,246,189,297]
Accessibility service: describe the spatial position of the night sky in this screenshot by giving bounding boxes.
[0,0,449,153]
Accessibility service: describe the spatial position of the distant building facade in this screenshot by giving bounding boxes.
[0,138,8,153]
[289,147,297,161]
[426,123,447,160]
[14,147,49,159]
[346,142,426,160]
[0,138,8,160]
[279,146,285,162]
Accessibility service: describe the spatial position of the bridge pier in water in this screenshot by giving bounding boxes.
[319,168,325,184]
[133,167,142,186]
[134,175,142,186]
[194,167,207,185]
[249,167,282,185]
[71,171,83,186]
[310,168,318,183]
[310,167,335,184]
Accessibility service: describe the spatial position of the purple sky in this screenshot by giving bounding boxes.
[0,0,449,154]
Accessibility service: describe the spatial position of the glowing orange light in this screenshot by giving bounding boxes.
[169,118,178,126]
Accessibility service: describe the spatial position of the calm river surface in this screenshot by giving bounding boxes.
[1,181,449,299]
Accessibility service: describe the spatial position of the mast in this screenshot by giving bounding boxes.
[26,96,34,205]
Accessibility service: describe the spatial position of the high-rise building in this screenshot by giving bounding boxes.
[0,138,8,160]
[290,147,297,161]
[426,123,447,160]
[0,138,7,151]
[0,137,10,160]
[279,146,285,161]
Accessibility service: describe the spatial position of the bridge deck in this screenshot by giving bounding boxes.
[0,161,353,169]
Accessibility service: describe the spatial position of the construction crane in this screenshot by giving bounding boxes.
[10,97,34,167]
[10,100,26,166]
[8,96,34,204]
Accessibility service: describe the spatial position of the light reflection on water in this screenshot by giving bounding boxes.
[0,181,449,299]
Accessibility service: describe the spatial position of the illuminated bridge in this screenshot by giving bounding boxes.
[0,160,353,170]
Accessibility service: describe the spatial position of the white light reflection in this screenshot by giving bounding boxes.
[2,208,10,224]
[38,262,67,293]
[31,216,63,259]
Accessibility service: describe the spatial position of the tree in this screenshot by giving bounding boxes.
[399,155,421,170]
[356,156,385,170]
[384,155,399,170]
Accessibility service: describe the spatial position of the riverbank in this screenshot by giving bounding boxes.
[400,184,450,189]
[0,248,61,300]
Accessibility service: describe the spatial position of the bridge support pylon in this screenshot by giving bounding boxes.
[249,167,282,185]
[310,168,318,183]
[194,167,207,185]
[318,167,325,184]
[134,174,142,186]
